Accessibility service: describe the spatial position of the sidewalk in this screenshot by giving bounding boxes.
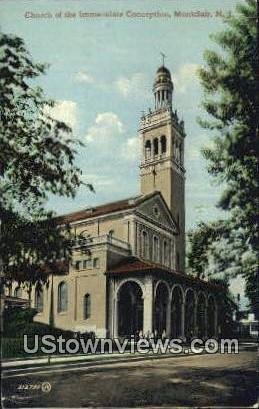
[3,341,255,374]
[2,350,139,368]
[2,347,199,378]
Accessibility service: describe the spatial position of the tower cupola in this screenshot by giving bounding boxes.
[153,66,173,110]
[140,62,185,272]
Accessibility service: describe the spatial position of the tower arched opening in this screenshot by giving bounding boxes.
[145,140,151,159]
[161,135,167,154]
[153,138,159,156]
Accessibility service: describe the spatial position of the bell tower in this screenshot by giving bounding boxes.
[139,64,186,272]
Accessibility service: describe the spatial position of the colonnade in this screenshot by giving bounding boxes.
[111,278,218,339]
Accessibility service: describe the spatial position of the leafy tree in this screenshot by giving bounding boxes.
[0,33,92,288]
[187,221,228,279]
[189,0,258,312]
[188,221,256,293]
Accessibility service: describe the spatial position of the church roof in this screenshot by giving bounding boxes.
[108,256,180,274]
[55,196,138,224]
[107,257,224,291]
[55,191,167,225]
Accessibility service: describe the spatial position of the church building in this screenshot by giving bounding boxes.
[8,65,222,339]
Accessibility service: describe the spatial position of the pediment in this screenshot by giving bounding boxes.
[135,192,178,233]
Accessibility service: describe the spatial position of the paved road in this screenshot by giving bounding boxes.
[2,350,257,407]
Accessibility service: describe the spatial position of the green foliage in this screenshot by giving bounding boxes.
[187,221,228,279]
[3,307,75,338]
[189,0,258,311]
[188,221,256,290]
[0,34,82,204]
[4,307,37,330]
[198,0,257,241]
[0,33,93,284]
[2,307,95,357]
[2,338,26,358]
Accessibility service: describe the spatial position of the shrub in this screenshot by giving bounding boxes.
[2,307,94,358]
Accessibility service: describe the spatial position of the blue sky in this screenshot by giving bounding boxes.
[1,0,248,302]
[1,0,239,228]
[2,0,247,302]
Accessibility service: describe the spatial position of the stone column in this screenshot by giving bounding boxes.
[143,278,153,336]
[166,299,171,337]
[143,138,146,160]
[133,220,137,256]
[74,277,78,321]
[135,222,138,255]
[113,296,119,338]
[172,239,176,269]
[136,223,141,257]
[180,301,185,338]
[151,138,154,158]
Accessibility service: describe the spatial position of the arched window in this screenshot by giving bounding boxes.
[93,258,100,268]
[35,288,44,313]
[14,286,22,298]
[145,140,151,159]
[153,236,159,263]
[108,229,114,237]
[153,138,159,156]
[84,294,91,319]
[75,260,81,270]
[161,135,167,154]
[58,281,68,313]
[141,230,148,259]
[163,240,169,266]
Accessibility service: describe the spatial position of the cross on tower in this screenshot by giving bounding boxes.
[160,52,166,66]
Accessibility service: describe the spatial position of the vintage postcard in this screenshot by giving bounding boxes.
[0,0,258,408]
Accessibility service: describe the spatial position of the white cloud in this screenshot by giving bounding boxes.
[81,112,139,198]
[74,70,94,84]
[114,73,147,98]
[121,136,140,161]
[84,112,139,164]
[82,173,114,188]
[85,112,123,146]
[173,63,200,93]
[45,100,78,129]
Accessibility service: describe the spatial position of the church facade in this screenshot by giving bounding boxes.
[8,66,222,339]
